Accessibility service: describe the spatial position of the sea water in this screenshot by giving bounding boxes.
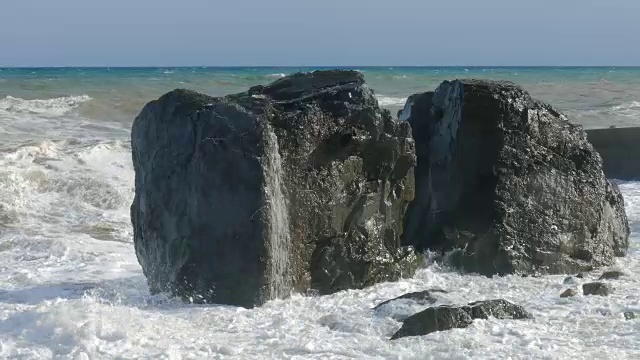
[0,67,639,359]
[262,124,293,301]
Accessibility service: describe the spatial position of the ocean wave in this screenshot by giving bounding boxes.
[611,101,640,117]
[376,96,408,107]
[266,73,287,78]
[0,95,92,117]
[0,139,133,233]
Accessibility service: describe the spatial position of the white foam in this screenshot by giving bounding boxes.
[0,95,92,117]
[376,96,408,107]
[266,73,287,78]
[611,101,640,117]
[0,140,638,358]
[262,125,293,300]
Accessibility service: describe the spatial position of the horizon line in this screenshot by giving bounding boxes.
[2,65,640,69]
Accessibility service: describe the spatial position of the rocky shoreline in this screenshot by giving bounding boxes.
[129,70,631,336]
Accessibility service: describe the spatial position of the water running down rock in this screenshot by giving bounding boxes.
[131,72,630,308]
[131,70,419,307]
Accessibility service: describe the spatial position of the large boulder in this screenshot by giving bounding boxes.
[131,70,420,307]
[401,79,629,275]
[390,299,532,339]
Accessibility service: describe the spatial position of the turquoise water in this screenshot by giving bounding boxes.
[1,66,640,148]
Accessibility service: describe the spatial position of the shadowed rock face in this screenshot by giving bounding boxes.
[131,70,419,307]
[391,299,532,339]
[401,79,629,275]
[586,127,640,180]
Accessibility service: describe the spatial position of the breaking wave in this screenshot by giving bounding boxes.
[611,101,640,117]
[0,95,92,117]
[376,96,408,107]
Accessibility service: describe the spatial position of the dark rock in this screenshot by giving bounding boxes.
[599,270,625,280]
[391,299,532,339]
[576,272,585,279]
[582,282,611,296]
[624,311,637,320]
[560,288,578,298]
[374,289,448,310]
[586,127,640,180]
[131,70,419,307]
[400,79,630,275]
[563,276,577,285]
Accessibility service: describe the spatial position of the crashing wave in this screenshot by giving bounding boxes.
[376,96,408,107]
[0,95,92,117]
[611,101,640,117]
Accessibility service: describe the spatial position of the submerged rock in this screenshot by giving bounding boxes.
[583,282,611,296]
[624,312,637,320]
[560,288,578,298]
[401,79,629,275]
[391,299,532,339]
[374,289,447,310]
[131,70,419,307]
[373,289,449,321]
[599,270,625,280]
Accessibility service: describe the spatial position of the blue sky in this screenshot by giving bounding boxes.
[1,0,639,66]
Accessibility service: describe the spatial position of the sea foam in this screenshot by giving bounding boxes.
[0,95,92,117]
[376,96,408,107]
[612,101,640,117]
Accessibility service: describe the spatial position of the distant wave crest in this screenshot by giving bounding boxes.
[0,95,92,117]
[376,96,408,107]
[611,101,640,117]
[266,73,287,78]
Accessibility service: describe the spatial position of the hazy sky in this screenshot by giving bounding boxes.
[1,0,639,66]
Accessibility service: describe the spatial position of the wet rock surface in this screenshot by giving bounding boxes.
[374,289,448,310]
[599,270,625,280]
[131,70,419,307]
[560,289,578,298]
[582,282,611,296]
[401,79,630,275]
[391,299,532,339]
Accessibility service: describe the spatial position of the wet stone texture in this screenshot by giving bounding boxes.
[401,79,630,276]
[131,70,420,307]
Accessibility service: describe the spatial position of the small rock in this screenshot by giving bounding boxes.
[374,289,448,310]
[599,271,625,280]
[624,312,637,320]
[390,299,532,339]
[582,282,611,296]
[563,276,577,285]
[560,289,578,298]
[576,273,585,279]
